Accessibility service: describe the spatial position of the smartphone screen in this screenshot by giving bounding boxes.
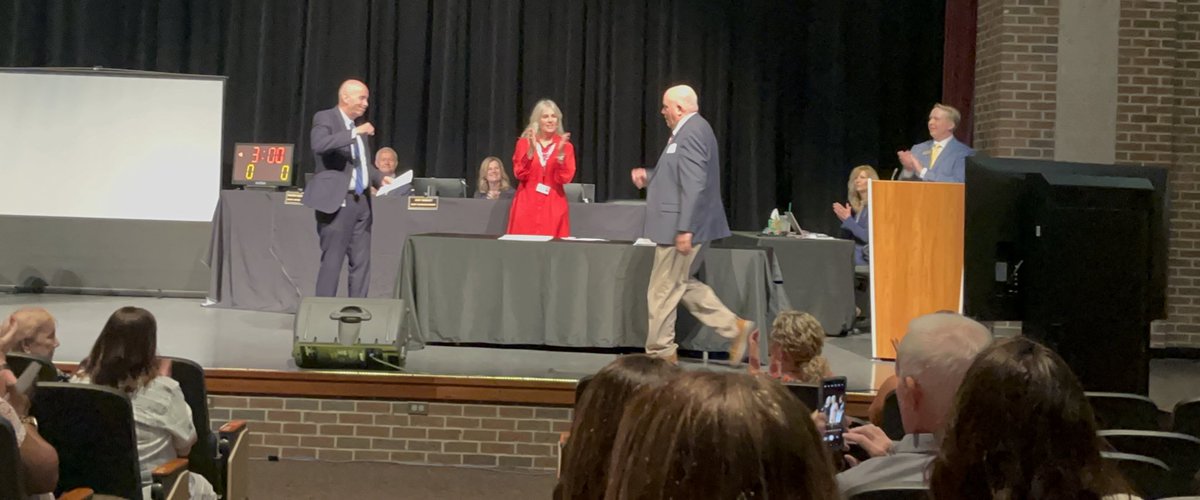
[818,376,847,449]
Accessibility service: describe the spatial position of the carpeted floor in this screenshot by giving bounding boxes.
[246,459,556,499]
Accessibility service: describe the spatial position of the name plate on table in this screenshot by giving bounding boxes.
[283,190,304,206]
[407,196,439,211]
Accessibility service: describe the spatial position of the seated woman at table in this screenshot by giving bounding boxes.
[508,99,576,237]
[474,156,515,200]
[831,165,879,265]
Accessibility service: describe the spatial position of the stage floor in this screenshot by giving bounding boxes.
[4,293,1198,408]
[0,293,891,392]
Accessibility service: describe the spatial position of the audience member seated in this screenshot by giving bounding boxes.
[475,156,515,200]
[0,316,59,496]
[8,307,69,381]
[606,371,838,499]
[837,312,991,493]
[748,310,833,383]
[832,165,879,265]
[929,337,1138,499]
[71,306,218,500]
[556,354,680,500]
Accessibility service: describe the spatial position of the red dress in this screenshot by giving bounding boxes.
[507,135,576,237]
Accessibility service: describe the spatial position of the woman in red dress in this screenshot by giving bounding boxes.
[507,99,576,237]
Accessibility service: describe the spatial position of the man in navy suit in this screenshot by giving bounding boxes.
[897,104,973,183]
[631,85,757,365]
[302,79,392,297]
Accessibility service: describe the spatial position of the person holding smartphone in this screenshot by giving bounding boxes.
[0,316,59,495]
[835,312,991,494]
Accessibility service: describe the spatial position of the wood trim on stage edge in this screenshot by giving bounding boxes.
[56,363,876,415]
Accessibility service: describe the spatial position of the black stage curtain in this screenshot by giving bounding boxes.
[0,0,943,235]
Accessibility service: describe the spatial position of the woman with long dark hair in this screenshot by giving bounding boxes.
[556,354,680,500]
[929,337,1135,499]
[73,307,217,499]
[605,371,838,499]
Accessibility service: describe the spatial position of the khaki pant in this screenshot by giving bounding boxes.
[646,244,740,357]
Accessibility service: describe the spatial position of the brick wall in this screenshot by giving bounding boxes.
[973,0,1060,160]
[209,395,572,470]
[973,0,1200,346]
[1162,0,1200,346]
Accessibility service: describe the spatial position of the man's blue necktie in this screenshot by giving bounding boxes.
[353,142,366,195]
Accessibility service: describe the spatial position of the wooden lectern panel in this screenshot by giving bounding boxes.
[869,181,965,359]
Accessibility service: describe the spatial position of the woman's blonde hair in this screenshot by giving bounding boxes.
[846,165,880,212]
[476,156,511,194]
[524,99,566,138]
[771,310,830,384]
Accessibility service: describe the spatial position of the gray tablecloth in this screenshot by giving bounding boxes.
[397,234,785,353]
[203,191,853,344]
[204,191,645,312]
[723,232,857,336]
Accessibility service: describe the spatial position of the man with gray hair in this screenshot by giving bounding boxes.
[836,312,992,493]
[630,85,757,365]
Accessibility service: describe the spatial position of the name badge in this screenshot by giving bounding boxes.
[666,144,678,154]
[536,183,551,195]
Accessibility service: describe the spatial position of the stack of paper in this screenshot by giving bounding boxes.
[376,170,414,197]
[498,234,554,242]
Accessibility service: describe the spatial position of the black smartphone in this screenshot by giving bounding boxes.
[818,376,848,449]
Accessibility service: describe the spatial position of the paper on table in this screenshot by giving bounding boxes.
[498,234,554,242]
[376,170,414,197]
[633,238,657,247]
[562,236,607,242]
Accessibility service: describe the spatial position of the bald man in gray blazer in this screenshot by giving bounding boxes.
[631,85,757,365]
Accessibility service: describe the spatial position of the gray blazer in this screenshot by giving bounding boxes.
[898,136,973,183]
[301,106,384,214]
[643,114,732,245]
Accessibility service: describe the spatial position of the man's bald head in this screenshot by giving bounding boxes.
[660,85,700,130]
[338,79,370,119]
[664,85,699,113]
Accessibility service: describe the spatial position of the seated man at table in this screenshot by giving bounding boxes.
[371,147,411,197]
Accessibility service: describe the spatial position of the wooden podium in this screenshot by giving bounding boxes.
[868,181,965,359]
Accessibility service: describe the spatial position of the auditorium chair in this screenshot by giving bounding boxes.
[1172,397,1200,439]
[879,391,905,441]
[162,356,250,499]
[843,480,928,500]
[1101,451,1172,499]
[573,375,593,405]
[1,416,26,499]
[163,357,221,491]
[5,352,60,382]
[1086,392,1165,431]
[1100,430,1200,496]
[2,405,99,499]
[784,382,820,411]
[30,382,190,500]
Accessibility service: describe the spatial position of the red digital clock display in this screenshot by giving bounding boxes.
[232,143,295,186]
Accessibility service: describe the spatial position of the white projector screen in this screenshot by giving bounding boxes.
[0,69,224,222]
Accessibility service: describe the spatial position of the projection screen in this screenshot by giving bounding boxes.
[0,68,223,222]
